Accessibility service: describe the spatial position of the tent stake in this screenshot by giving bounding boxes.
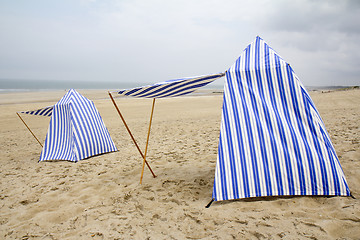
[205,198,214,208]
[140,98,156,184]
[16,112,43,147]
[108,92,156,178]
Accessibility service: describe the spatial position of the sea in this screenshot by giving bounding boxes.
[0,79,225,93]
[0,79,353,93]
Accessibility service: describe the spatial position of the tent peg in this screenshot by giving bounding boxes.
[205,198,214,208]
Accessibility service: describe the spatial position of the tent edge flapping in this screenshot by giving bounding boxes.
[111,72,225,98]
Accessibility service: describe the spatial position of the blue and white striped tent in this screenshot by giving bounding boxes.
[212,37,350,201]
[116,73,225,98]
[19,89,117,162]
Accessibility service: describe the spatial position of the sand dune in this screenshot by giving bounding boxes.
[0,89,359,239]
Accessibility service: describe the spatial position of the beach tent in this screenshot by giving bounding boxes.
[109,73,225,182]
[211,36,350,203]
[17,89,117,162]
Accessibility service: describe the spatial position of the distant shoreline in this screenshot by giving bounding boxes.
[1,86,359,95]
[0,89,226,106]
[0,79,224,93]
[305,85,359,91]
[1,78,359,94]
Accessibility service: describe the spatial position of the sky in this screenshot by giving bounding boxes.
[0,0,359,87]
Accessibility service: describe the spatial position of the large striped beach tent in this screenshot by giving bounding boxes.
[17,89,117,162]
[212,36,350,202]
[109,73,225,182]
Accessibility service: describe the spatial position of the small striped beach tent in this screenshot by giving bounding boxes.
[109,73,225,182]
[18,89,117,162]
[212,37,350,202]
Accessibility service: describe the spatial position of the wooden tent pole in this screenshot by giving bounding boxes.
[140,98,156,184]
[16,112,43,147]
[108,92,156,178]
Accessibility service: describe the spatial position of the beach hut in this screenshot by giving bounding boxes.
[210,36,351,205]
[108,73,225,182]
[17,89,117,162]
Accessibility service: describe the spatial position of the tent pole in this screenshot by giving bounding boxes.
[140,98,156,184]
[16,112,43,147]
[108,92,156,178]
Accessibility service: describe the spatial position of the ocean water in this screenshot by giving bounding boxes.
[0,79,224,93]
[0,79,148,92]
[0,79,351,94]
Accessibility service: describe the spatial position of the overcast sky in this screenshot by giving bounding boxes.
[0,0,359,86]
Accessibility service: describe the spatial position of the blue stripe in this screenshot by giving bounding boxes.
[301,90,329,195]
[85,101,104,154]
[73,103,92,158]
[273,54,296,195]
[43,107,53,116]
[52,105,62,160]
[20,106,53,117]
[263,47,284,196]
[47,106,59,159]
[87,99,117,154]
[285,65,307,194]
[319,125,343,195]
[72,96,98,158]
[298,89,319,195]
[269,61,289,195]
[84,100,109,154]
[155,80,214,98]
[124,87,144,96]
[136,80,189,97]
[243,44,261,197]
[215,130,228,200]
[133,79,210,98]
[54,105,63,159]
[231,62,251,198]
[225,73,241,199]
[117,73,224,98]
[254,38,273,196]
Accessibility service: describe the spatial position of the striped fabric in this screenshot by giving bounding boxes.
[19,106,54,117]
[40,89,117,162]
[212,37,350,201]
[116,73,225,98]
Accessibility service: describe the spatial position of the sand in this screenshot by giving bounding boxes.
[0,89,359,239]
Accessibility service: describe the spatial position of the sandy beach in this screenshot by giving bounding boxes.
[0,88,359,239]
